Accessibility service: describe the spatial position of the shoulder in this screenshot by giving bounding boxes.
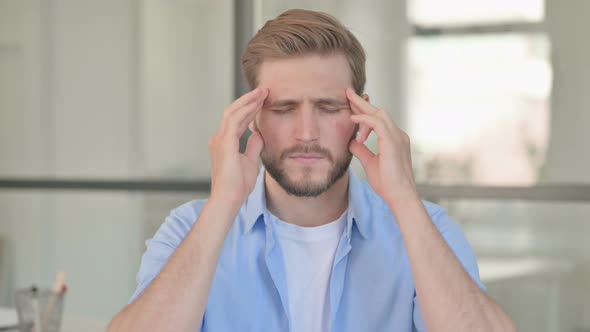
[420,200,464,235]
[171,198,209,221]
[354,177,447,219]
[150,199,209,244]
[356,178,458,233]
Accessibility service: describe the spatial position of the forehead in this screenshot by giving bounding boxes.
[258,53,352,100]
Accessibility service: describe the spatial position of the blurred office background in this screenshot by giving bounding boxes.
[0,0,589,331]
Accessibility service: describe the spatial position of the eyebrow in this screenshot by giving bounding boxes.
[265,97,348,108]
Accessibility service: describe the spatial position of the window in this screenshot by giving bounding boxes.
[408,0,544,26]
[406,0,550,186]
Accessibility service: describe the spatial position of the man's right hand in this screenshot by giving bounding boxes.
[208,87,269,207]
[107,89,269,332]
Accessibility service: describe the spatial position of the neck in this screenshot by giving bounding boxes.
[264,171,349,227]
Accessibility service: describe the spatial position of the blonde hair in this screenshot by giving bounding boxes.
[241,9,366,94]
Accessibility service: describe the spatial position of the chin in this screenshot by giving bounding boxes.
[289,164,329,178]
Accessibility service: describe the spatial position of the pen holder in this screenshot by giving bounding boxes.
[14,288,65,332]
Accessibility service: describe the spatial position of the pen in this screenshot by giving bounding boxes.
[40,272,67,331]
[31,286,42,332]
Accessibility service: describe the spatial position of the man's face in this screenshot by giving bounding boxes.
[253,53,359,197]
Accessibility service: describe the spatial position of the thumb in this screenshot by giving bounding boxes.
[244,131,264,161]
[349,139,374,169]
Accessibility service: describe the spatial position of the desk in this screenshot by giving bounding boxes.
[0,307,17,331]
[0,308,107,332]
[479,257,574,283]
[479,257,574,332]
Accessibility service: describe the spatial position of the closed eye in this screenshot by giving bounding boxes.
[270,108,294,114]
[320,107,342,114]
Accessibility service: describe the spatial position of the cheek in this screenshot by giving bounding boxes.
[329,116,357,142]
[256,113,285,150]
[256,112,272,131]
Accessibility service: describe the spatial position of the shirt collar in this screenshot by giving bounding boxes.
[242,167,270,234]
[242,167,370,240]
[347,169,370,240]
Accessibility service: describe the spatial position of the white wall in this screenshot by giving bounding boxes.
[0,0,235,324]
[140,0,234,179]
[541,0,590,184]
[0,0,52,307]
[0,0,142,323]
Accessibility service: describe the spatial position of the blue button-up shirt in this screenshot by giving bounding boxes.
[130,168,485,331]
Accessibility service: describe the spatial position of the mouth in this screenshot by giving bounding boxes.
[288,153,324,165]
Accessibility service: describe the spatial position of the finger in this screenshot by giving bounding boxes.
[244,130,264,161]
[375,108,398,133]
[356,124,372,143]
[235,98,265,135]
[370,108,405,140]
[350,114,392,141]
[346,88,378,115]
[223,97,264,136]
[349,139,375,169]
[347,91,398,134]
[224,88,267,116]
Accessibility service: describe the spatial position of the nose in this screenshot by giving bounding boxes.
[294,106,320,142]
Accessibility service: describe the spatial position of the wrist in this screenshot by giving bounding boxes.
[209,189,245,210]
[204,196,243,220]
[385,187,421,213]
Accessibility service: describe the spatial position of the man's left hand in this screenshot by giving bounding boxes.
[346,88,418,205]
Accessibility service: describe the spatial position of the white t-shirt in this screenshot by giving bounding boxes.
[270,209,348,332]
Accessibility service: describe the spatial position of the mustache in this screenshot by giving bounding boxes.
[280,144,334,162]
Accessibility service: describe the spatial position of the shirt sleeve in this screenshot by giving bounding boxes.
[413,203,486,332]
[128,200,204,304]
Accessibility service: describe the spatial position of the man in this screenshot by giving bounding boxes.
[108,9,515,332]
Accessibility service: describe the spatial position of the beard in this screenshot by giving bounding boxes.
[260,125,358,198]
